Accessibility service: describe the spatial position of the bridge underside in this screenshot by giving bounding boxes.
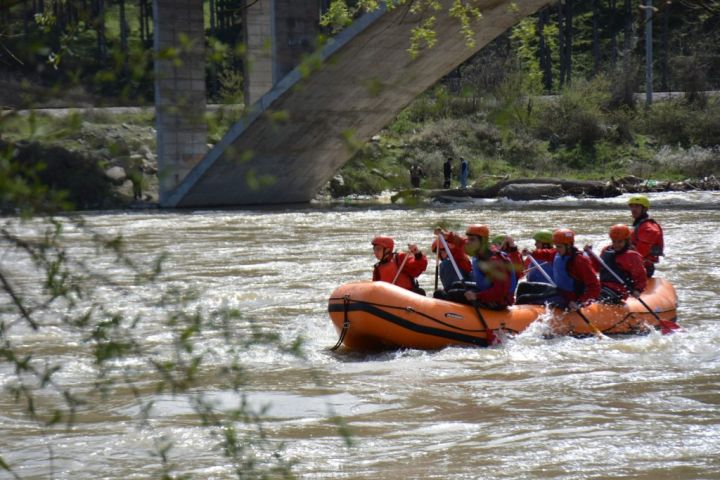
[164,0,550,207]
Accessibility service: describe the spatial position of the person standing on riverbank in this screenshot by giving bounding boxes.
[409,164,424,188]
[129,159,145,201]
[628,195,664,278]
[459,157,469,188]
[443,158,453,189]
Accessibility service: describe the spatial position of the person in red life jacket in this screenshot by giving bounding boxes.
[588,224,647,304]
[628,194,664,278]
[441,224,516,309]
[371,236,428,293]
[432,227,473,291]
[491,234,525,280]
[550,228,600,310]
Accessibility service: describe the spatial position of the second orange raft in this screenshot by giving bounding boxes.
[327,278,678,351]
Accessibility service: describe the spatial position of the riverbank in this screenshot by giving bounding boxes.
[327,77,720,198]
[2,81,719,210]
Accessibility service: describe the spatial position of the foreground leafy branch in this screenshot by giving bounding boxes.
[0,150,302,478]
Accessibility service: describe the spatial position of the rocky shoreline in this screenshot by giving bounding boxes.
[391,175,720,204]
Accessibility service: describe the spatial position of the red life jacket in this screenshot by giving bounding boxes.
[631,216,664,265]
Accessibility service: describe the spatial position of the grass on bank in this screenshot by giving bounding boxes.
[334,75,720,196]
[2,75,719,209]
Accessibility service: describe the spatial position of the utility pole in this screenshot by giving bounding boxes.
[645,0,653,105]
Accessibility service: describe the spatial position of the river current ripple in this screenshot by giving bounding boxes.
[1,192,719,479]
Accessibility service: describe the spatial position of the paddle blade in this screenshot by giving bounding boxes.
[487,328,500,346]
[659,319,680,335]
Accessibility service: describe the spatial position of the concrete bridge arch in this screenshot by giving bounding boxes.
[153,0,551,207]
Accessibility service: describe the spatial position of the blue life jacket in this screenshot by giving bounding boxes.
[472,252,516,298]
[527,258,554,284]
[553,253,575,293]
[471,257,491,291]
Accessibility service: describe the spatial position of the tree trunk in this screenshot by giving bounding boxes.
[538,8,553,92]
[95,0,106,61]
[660,2,669,91]
[210,0,216,36]
[23,0,29,38]
[565,0,573,84]
[139,0,147,45]
[623,0,633,53]
[558,1,566,88]
[119,0,128,68]
[592,0,600,75]
[609,0,617,66]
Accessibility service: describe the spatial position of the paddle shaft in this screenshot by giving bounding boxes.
[522,261,547,276]
[437,233,464,282]
[585,247,663,322]
[391,251,411,285]
[434,246,440,291]
[527,255,556,287]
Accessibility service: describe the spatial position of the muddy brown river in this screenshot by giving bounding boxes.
[1,191,719,479]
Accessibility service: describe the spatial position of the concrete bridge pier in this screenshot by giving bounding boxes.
[243,0,321,105]
[153,0,207,205]
[153,0,320,205]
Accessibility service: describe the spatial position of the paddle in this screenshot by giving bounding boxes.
[437,233,498,346]
[434,243,440,291]
[584,247,679,334]
[522,260,548,277]
[391,251,411,285]
[526,254,605,339]
[525,255,554,286]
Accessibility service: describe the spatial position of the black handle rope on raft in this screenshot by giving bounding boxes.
[329,295,351,351]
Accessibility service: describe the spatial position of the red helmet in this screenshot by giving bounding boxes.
[609,224,631,241]
[552,228,575,245]
[465,224,489,239]
[371,236,394,251]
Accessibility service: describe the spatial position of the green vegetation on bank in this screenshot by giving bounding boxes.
[333,58,720,196]
[2,79,719,209]
[332,82,720,196]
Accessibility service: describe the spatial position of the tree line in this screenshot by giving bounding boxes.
[0,0,718,104]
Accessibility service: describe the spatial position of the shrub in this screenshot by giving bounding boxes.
[652,145,720,177]
[672,55,709,107]
[500,130,549,170]
[686,99,720,148]
[605,107,637,145]
[2,139,120,210]
[604,58,641,111]
[643,100,692,147]
[535,96,605,149]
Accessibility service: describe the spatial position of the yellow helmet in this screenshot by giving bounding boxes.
[628,194,650,209]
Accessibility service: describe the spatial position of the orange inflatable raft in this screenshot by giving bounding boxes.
[327,278,679,351]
